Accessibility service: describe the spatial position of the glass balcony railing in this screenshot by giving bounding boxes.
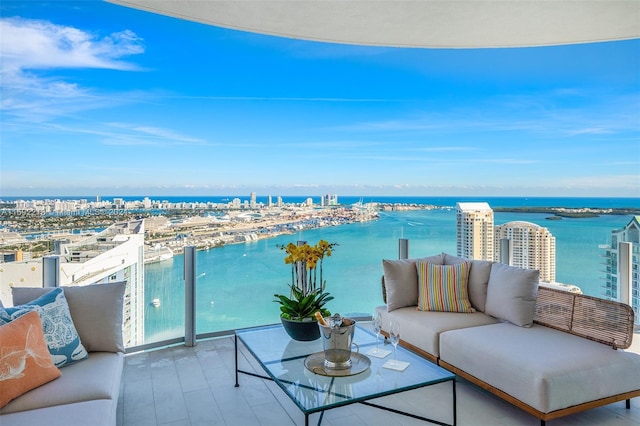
[129,237,422,352]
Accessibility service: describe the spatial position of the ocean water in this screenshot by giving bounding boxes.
[143,197,639,344]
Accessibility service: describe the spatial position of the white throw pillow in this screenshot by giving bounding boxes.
[485,263,539,327]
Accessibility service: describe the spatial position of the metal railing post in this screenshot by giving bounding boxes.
[184,246,197,347]
[500,238,512,265]
[399,238,409,260]
[43,255,60,287]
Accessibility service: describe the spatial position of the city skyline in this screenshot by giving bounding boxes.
[1,1,639,197]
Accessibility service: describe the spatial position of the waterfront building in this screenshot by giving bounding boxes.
[456,202,494,261]
[250,192,257,209]
[326,194,339,206]
[495,221,556,282]
[0,219,146,346]
[114,197,125,209]
[602,216,640,325]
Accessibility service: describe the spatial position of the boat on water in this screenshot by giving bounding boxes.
[152,298,161,307]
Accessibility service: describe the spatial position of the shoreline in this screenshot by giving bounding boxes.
[2,203,638,259]
[493,206,640,219]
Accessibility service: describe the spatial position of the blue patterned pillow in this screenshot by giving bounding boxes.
[0,288,88,367]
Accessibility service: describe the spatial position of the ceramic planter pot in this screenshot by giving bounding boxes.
[281,317,320,341]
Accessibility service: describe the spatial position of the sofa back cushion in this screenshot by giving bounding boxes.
[0,311,62,408]
[12,282,125,353]
[382,254,443,311]
[485,263,539,327]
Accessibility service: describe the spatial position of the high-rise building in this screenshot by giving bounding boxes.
[323,194,339,206]
[0,219,146,347]
[602,216,639,325]
[456,202,494,261]
[113,198,125,209]
[494,221,556,282]
[250,192,257,209]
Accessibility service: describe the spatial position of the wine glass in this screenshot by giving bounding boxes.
[389,321,401,365]
[371,311,382,355]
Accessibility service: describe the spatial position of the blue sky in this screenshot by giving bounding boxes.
[1,1,639,198]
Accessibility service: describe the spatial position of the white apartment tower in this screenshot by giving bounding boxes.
[0,219,146,347]
[495,221,556,282]
[456,202,494,261]
[602,216,639,325]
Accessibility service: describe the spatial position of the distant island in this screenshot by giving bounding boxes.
[493,206,640,219]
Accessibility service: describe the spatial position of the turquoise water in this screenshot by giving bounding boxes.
[143,208,636,343]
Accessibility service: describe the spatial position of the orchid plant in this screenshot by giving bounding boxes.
[274,240,337,321]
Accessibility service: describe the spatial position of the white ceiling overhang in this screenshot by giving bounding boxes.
[106,0,640,48]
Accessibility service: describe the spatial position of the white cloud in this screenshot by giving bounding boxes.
[103,123,207,145]
[0,17,144,121]
[0,18,143,71]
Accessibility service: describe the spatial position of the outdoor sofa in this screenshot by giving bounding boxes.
[0,282,125,426]
[376,252,640,425]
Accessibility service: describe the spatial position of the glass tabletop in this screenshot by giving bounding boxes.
[236,323,455,414]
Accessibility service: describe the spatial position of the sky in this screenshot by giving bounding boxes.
[1,1,639,198]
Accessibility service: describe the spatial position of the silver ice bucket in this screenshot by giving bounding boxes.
[318,318,358,369]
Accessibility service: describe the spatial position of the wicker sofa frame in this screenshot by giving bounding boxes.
[381,280,639,424]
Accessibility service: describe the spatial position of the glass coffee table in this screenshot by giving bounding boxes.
[235,324,456,426]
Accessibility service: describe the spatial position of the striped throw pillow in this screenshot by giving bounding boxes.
[417,261,475,313]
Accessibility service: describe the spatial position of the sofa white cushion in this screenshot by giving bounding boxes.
[439,322,640,413]
[375,305,498,357]
[383,254,442,311]
[0,352,123,415]
[12,282,125,353]
[485,263,539,327]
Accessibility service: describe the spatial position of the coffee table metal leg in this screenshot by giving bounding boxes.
[234,334,239,387]
[453,378,457,426]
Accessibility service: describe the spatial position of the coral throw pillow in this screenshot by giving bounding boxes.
[417,261,475,313]
[0,311,61,408]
